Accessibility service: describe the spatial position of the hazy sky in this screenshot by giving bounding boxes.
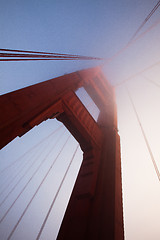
[1,0,160,239]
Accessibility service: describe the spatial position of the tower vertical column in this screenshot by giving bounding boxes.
[57,148,102,240]
[86,126,124,240]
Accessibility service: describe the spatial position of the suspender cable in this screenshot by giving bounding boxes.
[0,126,63,195]
[36,144,80,240]
[0,151,36,198]
[7,134,71,240]
[0,129,65,223]
[0,147,36,178]
[0,125,62,176]
[0,140,49,196]
[125,84,160,181]
[0,131,59,207]
[0,145,43,200]
[0,152,35,193]
[114,60,160,87]
[142,75,160,88]
[0,127,63,195]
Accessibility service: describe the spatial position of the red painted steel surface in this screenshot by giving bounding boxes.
[61,91,102,150]
[0,67,124,240]
[0,72,81,149]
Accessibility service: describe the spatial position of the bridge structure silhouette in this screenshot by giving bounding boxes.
[0,67,124,240]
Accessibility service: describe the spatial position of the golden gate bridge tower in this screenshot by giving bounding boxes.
[0,66,124,240]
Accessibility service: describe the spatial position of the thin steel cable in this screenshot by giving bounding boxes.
[0,127,64,208]
[0,151,36,197]
[0,147,37,178]
[0,130,56,199]
[0,129,66,223]
[128,1,160,43]
[0,142,46,197]
[0,137,52,207]
[0,140,53,194]
[7,134,71,240]
[36,144,80,240]
[142,75,160,88]
[125,84,160,181]
[114,60,160,87]
[0,125,62,176]
[0,126,63,190]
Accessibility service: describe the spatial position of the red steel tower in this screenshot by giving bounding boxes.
[0,67,124,240]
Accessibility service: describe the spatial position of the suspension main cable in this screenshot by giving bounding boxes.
[36,144,80,240]
[0,58,102,62]
[0,47,103,58]
[0,53,99,60]
[0,128,66,223]
[1,16,160,63]
[0,48,104,61]
[7,134,71,240]
[101,18,160,68]
[125,84,160,181]
[128,0,160,43]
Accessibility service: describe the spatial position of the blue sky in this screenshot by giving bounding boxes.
[1,0,160,239]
